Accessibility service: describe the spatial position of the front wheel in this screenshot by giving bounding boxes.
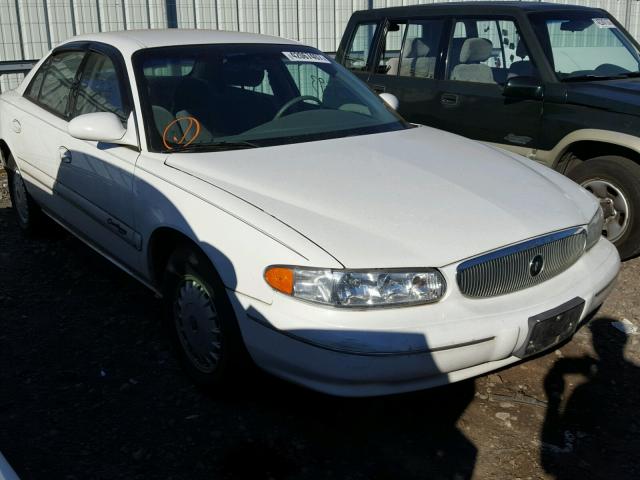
[567,155,640,259]
[162,244,249,389]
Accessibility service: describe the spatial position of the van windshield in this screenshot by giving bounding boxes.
[133,44,409,152]
[530,12,640,81]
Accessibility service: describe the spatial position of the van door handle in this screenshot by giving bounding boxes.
[59,147,72,163]
[11,119,21,133]
[441,93,460,106]
[371,84,386,93]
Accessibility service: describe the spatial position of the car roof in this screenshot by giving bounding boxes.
[352,1,603,18]
[58,29,302,57]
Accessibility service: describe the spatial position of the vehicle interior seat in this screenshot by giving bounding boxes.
[172,77,218,128]
[148,77,213,145]
[385,57,399,75]
[400,38,436,78]
[450,38,496,84]
[217,59,278,135]
[508,40,536,79]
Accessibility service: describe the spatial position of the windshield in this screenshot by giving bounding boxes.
[530,12,640,81]
[133,44,408,152]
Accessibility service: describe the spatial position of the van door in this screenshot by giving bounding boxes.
[368,18,447,126]
[434,17,543,151]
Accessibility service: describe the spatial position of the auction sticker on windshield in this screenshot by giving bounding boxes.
[593,18,616,28]
[282,51,331,63]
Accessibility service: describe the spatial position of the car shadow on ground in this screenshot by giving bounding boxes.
[0,200,478,480]
[540,317,640,479]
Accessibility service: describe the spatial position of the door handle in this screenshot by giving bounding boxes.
[59,147,72,164]
[440,93,460,106]
[11,119,21,133]
[371,84,386,93]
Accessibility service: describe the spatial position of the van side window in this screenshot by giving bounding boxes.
[345,22,379,71]
[448,19,536,85]
[398,20,444,79]
[377,21,407,75]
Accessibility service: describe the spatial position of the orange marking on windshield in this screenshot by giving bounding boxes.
[162,116,201,150]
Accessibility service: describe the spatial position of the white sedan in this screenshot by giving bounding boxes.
[0,30,619,396]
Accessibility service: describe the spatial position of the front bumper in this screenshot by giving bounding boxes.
[229,238,620,397]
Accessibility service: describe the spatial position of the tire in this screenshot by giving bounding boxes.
[6,154,45,235]
[162,244,250,390]
[567,155,640,259]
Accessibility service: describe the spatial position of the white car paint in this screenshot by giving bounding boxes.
[0,29,620,396]
[0,453,19,480]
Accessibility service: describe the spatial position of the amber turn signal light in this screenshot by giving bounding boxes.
[264,267,294,295]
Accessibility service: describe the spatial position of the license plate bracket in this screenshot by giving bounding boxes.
[515,297,585,358]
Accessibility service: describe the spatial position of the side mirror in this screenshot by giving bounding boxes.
[503,76,544,100]
[68,112,138,148]
[379,92,399,110]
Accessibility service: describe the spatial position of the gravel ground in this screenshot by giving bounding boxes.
[0,169,639,480]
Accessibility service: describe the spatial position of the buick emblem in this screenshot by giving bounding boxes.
[529,254,544,277]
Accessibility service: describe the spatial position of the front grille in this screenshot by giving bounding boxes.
[457,228,587,298]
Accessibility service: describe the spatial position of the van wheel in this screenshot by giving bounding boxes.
[567,156,640,259]
[162,244,249,389]
[6,159,45,235]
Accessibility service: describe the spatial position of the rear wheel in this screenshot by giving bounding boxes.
[6,156,45,235]
[162,244,249,389]
[567,155,640,259]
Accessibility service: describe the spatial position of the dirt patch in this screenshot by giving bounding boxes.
[0,169,638,479]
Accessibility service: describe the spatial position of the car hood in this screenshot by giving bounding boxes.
[166,127,596,268]
[566,78,640,115]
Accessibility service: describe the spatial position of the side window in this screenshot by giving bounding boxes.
[377,21,407,75]
[345,22,379,71]
[73,52,127,122]
[25,60,48,101]
[32,51,85,117]
[398,19,444,79]
[448,19,535,85]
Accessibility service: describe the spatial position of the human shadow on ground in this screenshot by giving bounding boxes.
[541,317,640,479]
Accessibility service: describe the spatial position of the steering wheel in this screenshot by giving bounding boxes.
[274,95,322,119]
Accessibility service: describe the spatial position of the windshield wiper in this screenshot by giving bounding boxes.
[618,71,640,78]
[562,72,640,82]
[164,140,260,153]
[561,74,623,82]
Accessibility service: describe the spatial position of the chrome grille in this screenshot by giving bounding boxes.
[457,228,587,298]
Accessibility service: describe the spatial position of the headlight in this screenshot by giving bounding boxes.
[586,206,604,250]
[264,266,446,308]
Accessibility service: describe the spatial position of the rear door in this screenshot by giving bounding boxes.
[12,47,87,208]
[434,16,543,150]
[368,17,448,126]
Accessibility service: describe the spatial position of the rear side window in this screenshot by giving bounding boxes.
[72,52,127,122]
[345,22,379,71]
[447,18,535,85]
[29,51,85,117]
[398,19,445,79]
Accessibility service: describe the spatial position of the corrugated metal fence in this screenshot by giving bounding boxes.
[1,0,640,91]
